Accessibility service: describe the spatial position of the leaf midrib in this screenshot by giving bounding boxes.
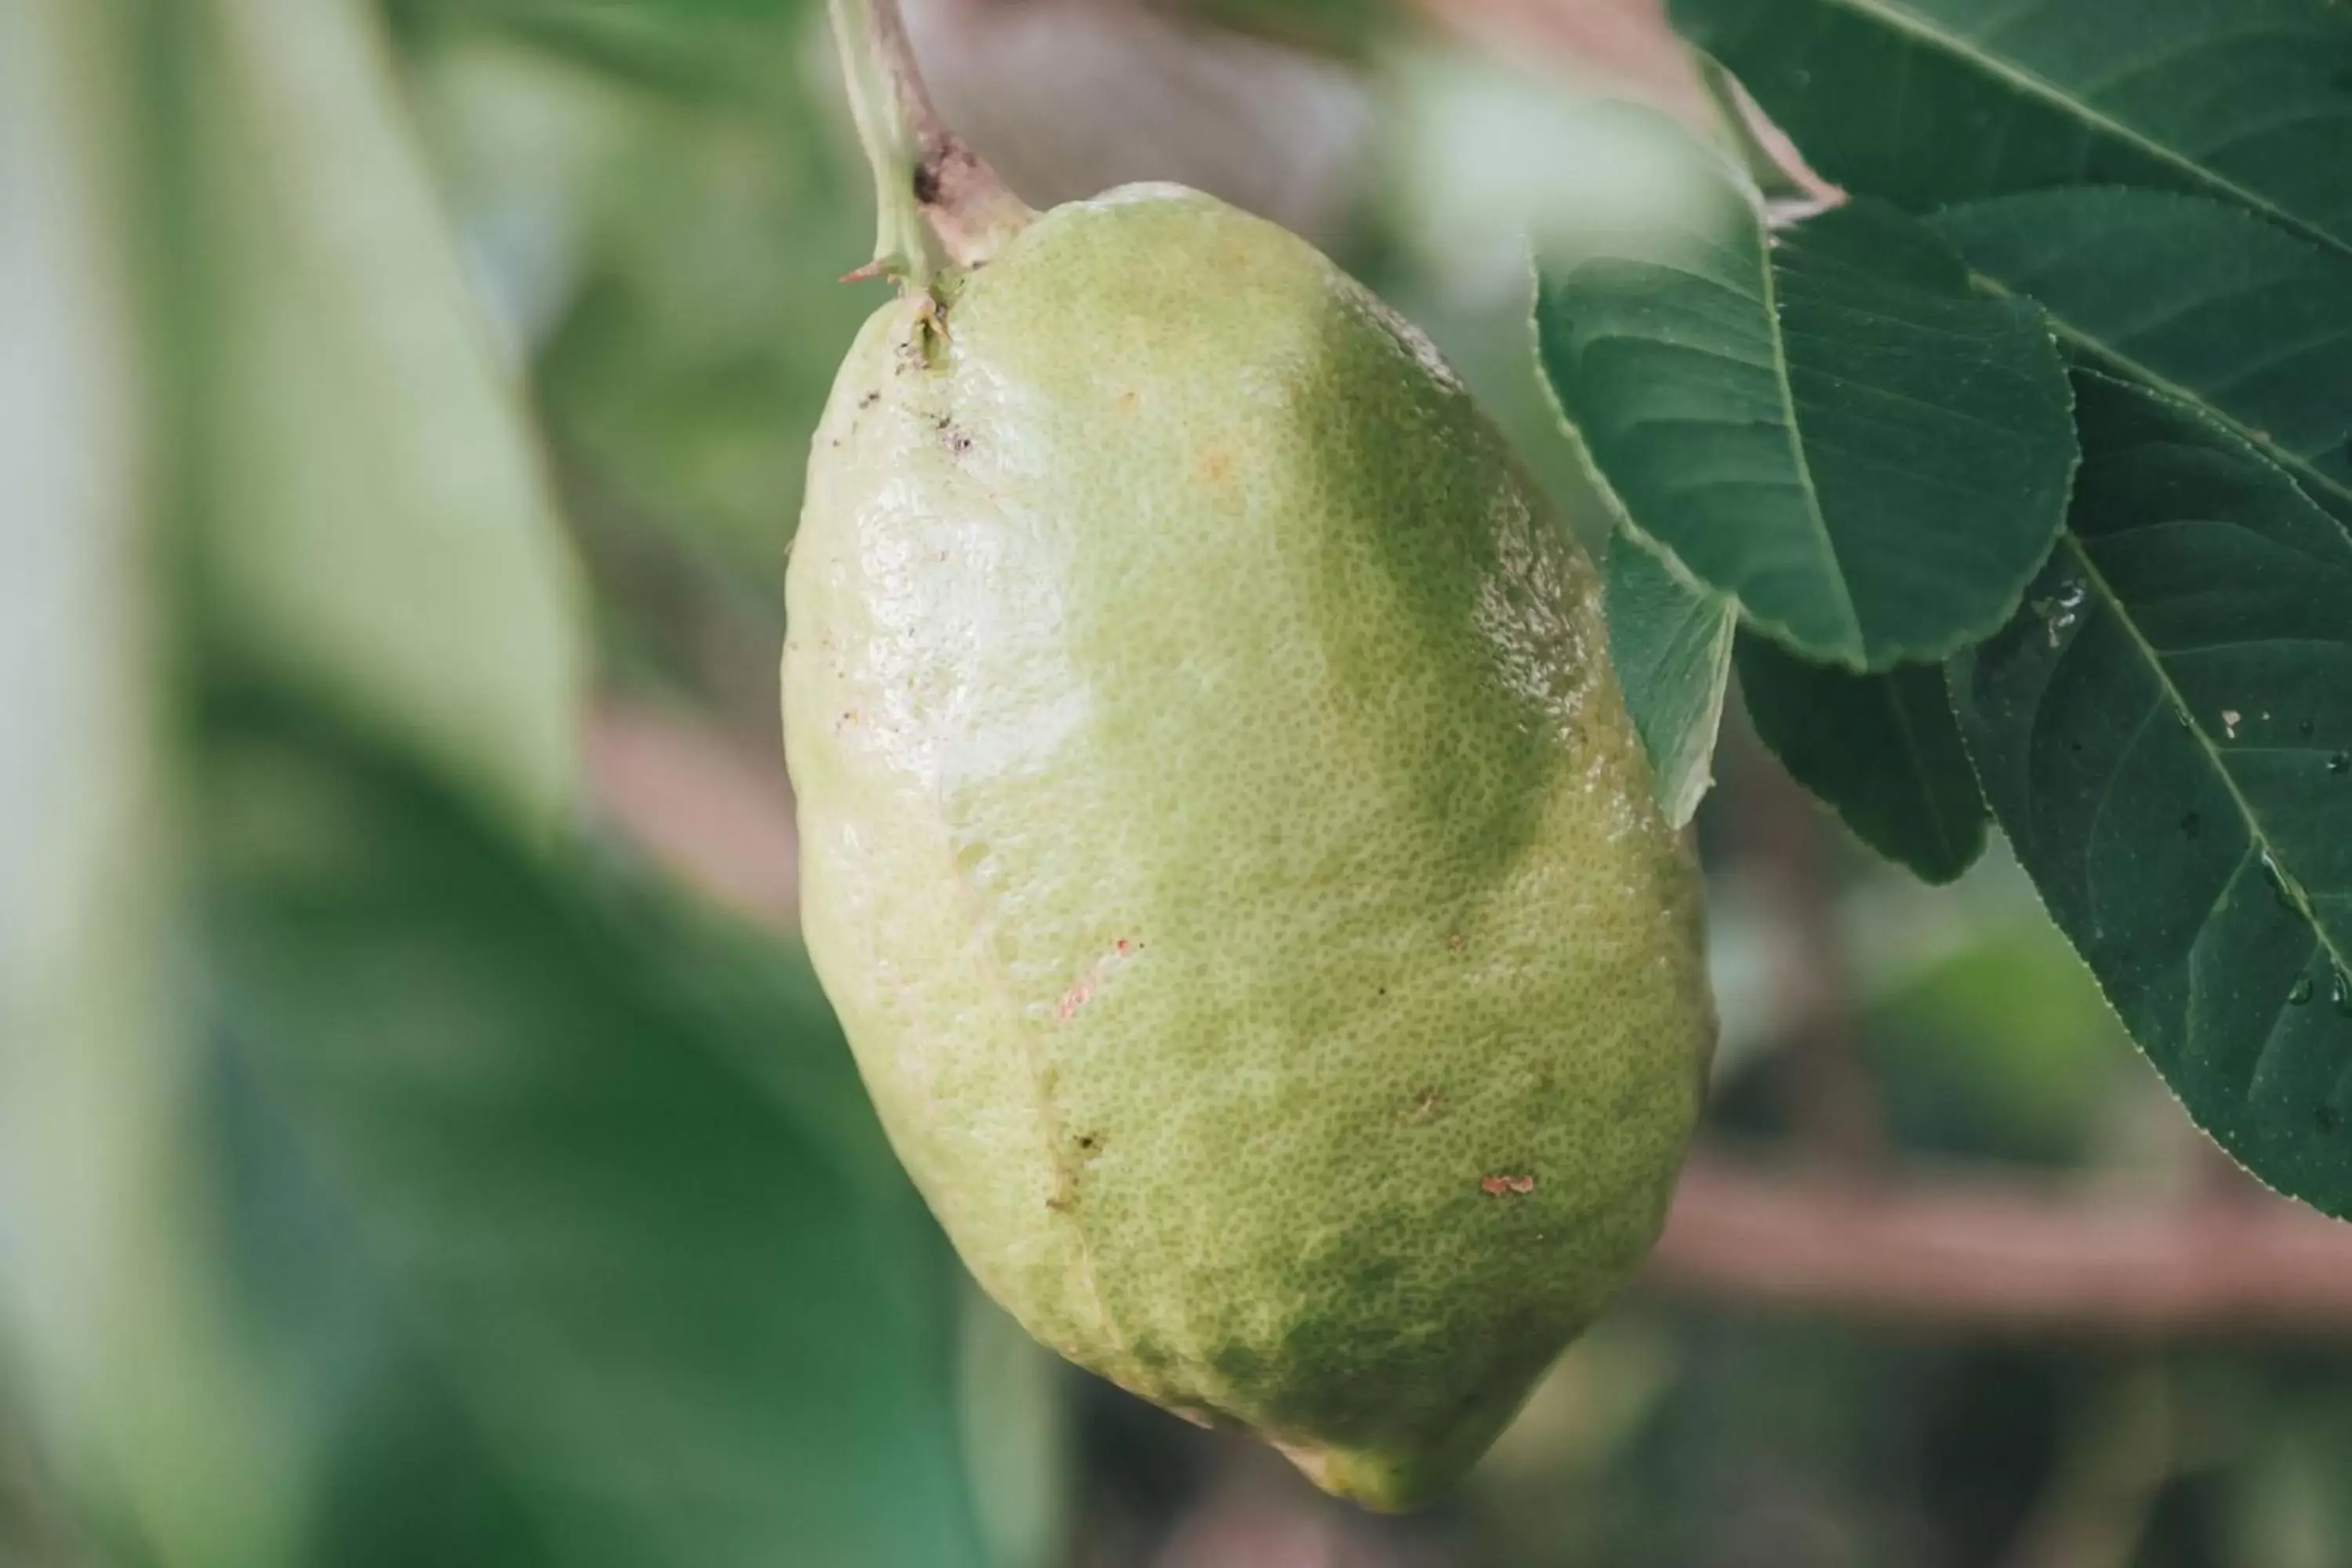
[2066,532,2350,986]
[1755,223,1865,657]
[1802,0,2351,263]
[1966,267,2352,535]
[1878,674,1976,869]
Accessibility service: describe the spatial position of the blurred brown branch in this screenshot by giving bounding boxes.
[588,698,2352,1335]
[1732,728,1889,1172]
[1406,0,1707,116]
[1652,1156,2352,1336]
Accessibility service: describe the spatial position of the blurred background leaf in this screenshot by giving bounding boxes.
[176,680,987,1568]
[171,0,586,829]
[0,8,300,1566]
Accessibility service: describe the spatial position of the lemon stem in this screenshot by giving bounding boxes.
[826,0,1034,289]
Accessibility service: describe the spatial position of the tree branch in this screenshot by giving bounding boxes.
[1649,1154,2352,1335]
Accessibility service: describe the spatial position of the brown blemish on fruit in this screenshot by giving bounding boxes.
[1479,1174,1536,1196]
[1446,933,1466,952]
[1114,389,1140,415]
[1196,445,1234,483]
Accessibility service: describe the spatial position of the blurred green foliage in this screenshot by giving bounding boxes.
[194,679,983,1568]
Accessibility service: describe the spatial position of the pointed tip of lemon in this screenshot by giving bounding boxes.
[1270,1438,1446,1514]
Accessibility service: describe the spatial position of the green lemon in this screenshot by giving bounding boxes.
[783,184,1712,1511]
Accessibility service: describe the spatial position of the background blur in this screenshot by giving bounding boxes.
[8,1,2352,1566]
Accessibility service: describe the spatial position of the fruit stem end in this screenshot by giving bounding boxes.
[826,0,1033,289]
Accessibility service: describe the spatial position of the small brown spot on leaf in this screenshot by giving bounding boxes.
[1480,1174,1537,1196]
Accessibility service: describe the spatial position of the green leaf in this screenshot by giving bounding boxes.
[175,0,586,830]
[1601,528,1734,829]
[182,684,989,1568]
[1535,158,2077,670]
[412,0,809,103]
[0,8,298,1559]
[518,76,876,580]
[1951,371,2352,1218]
[1735,635,1987,883]
[1930,187,2352,522]
[1670,0,2352,262]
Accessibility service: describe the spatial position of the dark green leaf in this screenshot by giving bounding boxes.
[185,686,987,1568]
[1736,635,1987,883]
[1952,372,2352,1217]
[1602,528,1734,828]
[1930,187,2352,522]
[1671,0,2352,262]
[1536,172,2076,670]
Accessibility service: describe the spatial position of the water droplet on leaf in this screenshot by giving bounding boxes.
[2288,975,2314,1006]
[2262,851,2301,911]
[2329,751,2349,775]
